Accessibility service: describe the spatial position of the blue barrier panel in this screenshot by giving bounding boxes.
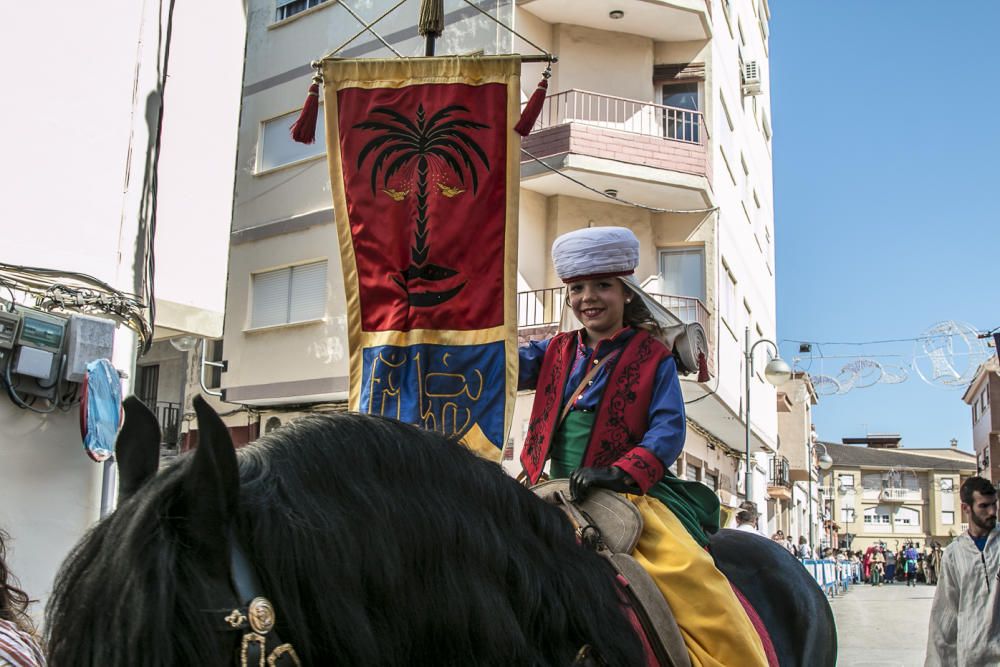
[802,559,837,594]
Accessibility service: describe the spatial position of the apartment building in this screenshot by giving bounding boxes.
[221,0,778,513]
[962,357,1000,480]
[817,435,976,552]
[772,372,823,544]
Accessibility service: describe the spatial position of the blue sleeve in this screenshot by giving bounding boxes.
[518,338,551,391]
[637,355,686,470]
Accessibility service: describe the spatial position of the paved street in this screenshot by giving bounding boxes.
[831,580,935,667]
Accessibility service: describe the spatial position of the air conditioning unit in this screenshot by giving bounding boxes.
[742,60,762,96]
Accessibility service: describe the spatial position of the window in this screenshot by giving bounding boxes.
[661,82,700,142]
[761,109,772,143]
[895,507,919,526]
[719,145,737,186]
[658,247,706,302]
[686,464,701,483]
[864,507,891,525]
[838,474,855,489]
[251,261,328,328]
[840,508,855,523]
[719,91,734,132]
[720,262,737,331]
[941,511,955,525]
[136,364,159,406]
[275,0,329,22]
[258,110,327,172]
[741,153,752,206]
[940,478,954,491]
[703,471,718,491]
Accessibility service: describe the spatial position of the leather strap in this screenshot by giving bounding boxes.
[516,354,613,484]
[558,354,613,428]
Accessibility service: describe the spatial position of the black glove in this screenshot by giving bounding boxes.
[569,466,640,501]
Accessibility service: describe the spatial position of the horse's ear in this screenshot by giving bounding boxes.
[116,396,161,504]
[180,396,239,571]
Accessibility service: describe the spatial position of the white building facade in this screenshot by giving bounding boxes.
[223,0,778,515]
[0,1,245,611]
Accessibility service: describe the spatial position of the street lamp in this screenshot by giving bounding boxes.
[808,440,834,550]
[744,327,793,500]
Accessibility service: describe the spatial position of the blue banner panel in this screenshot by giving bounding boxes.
[359,341,506,448]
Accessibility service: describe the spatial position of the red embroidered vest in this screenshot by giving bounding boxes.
[520,329,672,486]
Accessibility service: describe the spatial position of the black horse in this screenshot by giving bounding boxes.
[46,397,835,666]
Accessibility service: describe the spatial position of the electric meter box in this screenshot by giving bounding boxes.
[0,310,20,350]
[65,313,115,383]
[15,308,66,352]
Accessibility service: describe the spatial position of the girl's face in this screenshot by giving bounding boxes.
[567,278,630,342]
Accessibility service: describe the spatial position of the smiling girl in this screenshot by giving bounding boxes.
[517,226,767,667]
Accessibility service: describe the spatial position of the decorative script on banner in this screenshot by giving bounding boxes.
[322,57,520,458]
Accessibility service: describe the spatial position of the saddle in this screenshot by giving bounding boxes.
[532,480,691,667]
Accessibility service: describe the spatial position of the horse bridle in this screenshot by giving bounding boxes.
[215,530,603,667]
[214,532,301,667]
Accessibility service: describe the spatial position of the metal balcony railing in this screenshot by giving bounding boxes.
[528,89,708,145]
[516,287,711,334]
[517,287,565,329]
[139,399,181,446]
[646,292,711,332]
[768,455,792,488]
[880,487,916,503]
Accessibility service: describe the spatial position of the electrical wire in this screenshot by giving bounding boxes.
[782,331,996,346]
[0,264,152,349]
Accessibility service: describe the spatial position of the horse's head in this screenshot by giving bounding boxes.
[50,399,645,665]
[47,396,298,667]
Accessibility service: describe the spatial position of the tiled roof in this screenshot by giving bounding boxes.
[819,441,977,472]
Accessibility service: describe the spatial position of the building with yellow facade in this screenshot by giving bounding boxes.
[817,435,976,551]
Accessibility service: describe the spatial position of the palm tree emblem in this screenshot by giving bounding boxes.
[354,103,490,307]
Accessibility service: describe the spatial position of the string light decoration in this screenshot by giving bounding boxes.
[788,320,994,398]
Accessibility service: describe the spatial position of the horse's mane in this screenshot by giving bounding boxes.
[47,413,644,666]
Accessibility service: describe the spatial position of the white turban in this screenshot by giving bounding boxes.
[551,226,711,381]
[551,226,639,283]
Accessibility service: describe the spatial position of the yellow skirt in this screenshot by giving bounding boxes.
[627,494,768,667]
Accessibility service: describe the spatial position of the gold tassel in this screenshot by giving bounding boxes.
[418,0,444,37]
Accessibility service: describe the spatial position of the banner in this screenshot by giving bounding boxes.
[322,56,520,459]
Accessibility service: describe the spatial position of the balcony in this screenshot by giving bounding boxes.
[881,487,919,503]
[517,287,711,356]
[521,90,712,210]
[767,455,792,500]
[517,0,711,42]
[139,399,182,448]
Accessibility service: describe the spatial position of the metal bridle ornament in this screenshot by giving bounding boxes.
[220,535,302,667]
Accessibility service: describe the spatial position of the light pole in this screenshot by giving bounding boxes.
[808,440,833,550]
[744,327,792,502]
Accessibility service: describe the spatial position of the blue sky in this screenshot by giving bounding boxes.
[770,3,999,450]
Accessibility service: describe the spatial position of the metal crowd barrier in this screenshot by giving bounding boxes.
[801,559,861,596]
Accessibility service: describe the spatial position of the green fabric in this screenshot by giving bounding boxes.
[550,411,721,547]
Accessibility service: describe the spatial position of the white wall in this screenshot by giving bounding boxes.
[0,0,245,615]
[709,0,777,447]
